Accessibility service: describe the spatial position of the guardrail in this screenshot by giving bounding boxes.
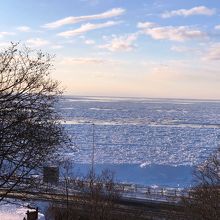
[0,176,191,203]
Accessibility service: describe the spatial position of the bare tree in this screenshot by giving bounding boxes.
[182,147,220,220]
[82,169,121,220]
[0,43,67,201]
[45,169,122,220]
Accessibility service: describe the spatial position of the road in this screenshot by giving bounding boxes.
[0,187,186,219]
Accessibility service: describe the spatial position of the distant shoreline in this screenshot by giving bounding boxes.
[62,95,220,103]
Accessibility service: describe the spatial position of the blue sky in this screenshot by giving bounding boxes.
[1,0,220,99]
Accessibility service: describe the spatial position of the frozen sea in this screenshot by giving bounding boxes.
[57,96,220,188]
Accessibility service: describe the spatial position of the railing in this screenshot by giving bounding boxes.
[1,175,191,203]
[53,179,190,203]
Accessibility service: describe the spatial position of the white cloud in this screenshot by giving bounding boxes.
[203,43,220,61]
[84,39,95,45]
[80,0,100,6]
[51,44,63,49]
[138,22,206,42]
[171,45,190,52]
[43,8,125,29]
[58,21,121,37]
[137,22,156,29]
[26,38,50,47]
[170,45,202,56]
[58,57,118,65]
[0,42,11,48]
[99,33,139,52]
[162,6,215,18]
[171,43,220,61]
[0,32,15,38]
[143,26,205,41]
[214,25,220,30]
[16,26,31,32]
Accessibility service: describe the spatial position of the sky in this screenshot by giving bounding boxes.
[0,0,220,99]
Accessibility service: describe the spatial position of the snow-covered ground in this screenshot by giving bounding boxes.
[57,96,220,187]
[0,200,45,220]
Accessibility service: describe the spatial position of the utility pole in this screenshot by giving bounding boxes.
[91,123,95,175]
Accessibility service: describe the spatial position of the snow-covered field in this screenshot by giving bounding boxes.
[57,96,220,187]
[0,200,45,220]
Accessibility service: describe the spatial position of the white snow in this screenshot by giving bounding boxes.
[0,201,45,220]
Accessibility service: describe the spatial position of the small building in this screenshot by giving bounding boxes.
[43,166,59,184]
